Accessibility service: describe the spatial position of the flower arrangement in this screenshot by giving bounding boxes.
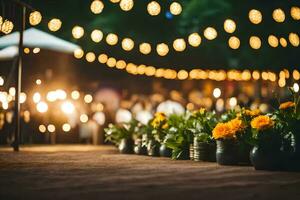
[212,117,244,140]
[189,108,217,143]
[251,115,274,131]
[165,114,193,160]
[104,87,300,170]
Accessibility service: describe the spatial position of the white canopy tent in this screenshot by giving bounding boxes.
[0,28,80,60]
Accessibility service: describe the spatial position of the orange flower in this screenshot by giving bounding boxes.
[228,118,244,133]
[244,109,261,117]
[251,115,274,131]
[279,101,295,110]
[212,123,235,140]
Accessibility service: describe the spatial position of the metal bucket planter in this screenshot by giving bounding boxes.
[118,138,134,154]
[147,139,160,157]
[134,139,147,155]
[250,145,281,170]
[216,140,239,165]
[194,140,216,162]
[159,143,172,157]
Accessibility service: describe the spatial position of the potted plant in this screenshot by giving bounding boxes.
[188,108,217,162]
[165,114,193,160]
[104,120,137,154]
[133,123,148,155]
[213,117,244,165]
[272,88,300,171]
[149,112,172,157]
[236,108,261,164]
[250,115,281,170]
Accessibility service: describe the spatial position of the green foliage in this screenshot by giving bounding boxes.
[165,114,193,159]
[187,109,218,143]
[272,88,300,153]
[220,109,237,122]
[104,119,138,145]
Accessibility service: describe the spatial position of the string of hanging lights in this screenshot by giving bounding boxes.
[72,48,299,85]
[94,0,183,16]
[0,16,14,34]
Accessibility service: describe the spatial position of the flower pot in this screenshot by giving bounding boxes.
[147,140,160,157]
[176,147,190,160]
[250,146,281,170]
[134,139,147,155]
[159,143,172,157]
[189,144,194,160]
[118,138,134,154]
[216,140,239,165]
[194,140,216,162]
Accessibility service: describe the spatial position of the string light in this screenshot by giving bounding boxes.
[121,38,134,51]
[119,0,134,11]
[110,0,120,3]
[177,70,188,80]
[29,11,42,26]
[72,26,84,39]
[291,6,300,20]
[84,94,93,103]
[173,38,186,52]
[116,60,127,69]
[204,27,217,40]
[268,35,279,48]
[106,33,118,45]
[80,114,89,123]
[24,48,30,54]
[273,8,285,23]
[91,29,103,43]
[48,18,62,32]
[228,36,240,49]
[74,49,84,59]
[288,32,299,47]
[86,52,96,62]
[107,57,117,67]
[249,9,262,24]
[147,1,161,16]
[90,0,104,14]
[188,33,201,47]
[280,38,287,47]
[98,54,108,63]
[1,20,14,34]
[139,43,152,55]
[170,2,182,16]
[33,48,40,54]
[71,90,80,100]
[224,19,236,33]
[39,125,46,133]
[47,124,56,133]
[62,123,71,132]
[156,43,169,56]
[293,70,300,80]
[249,36,261,49]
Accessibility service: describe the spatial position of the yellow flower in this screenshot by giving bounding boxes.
[151,118,160,128]
[279,101,295,110]
[228,118,244,133]
[244,109,261,117]
[162,123,169,129]
[251,115,274,131]
[199,108,206,115]
[152,112,167,128]
[212,122,236,140]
